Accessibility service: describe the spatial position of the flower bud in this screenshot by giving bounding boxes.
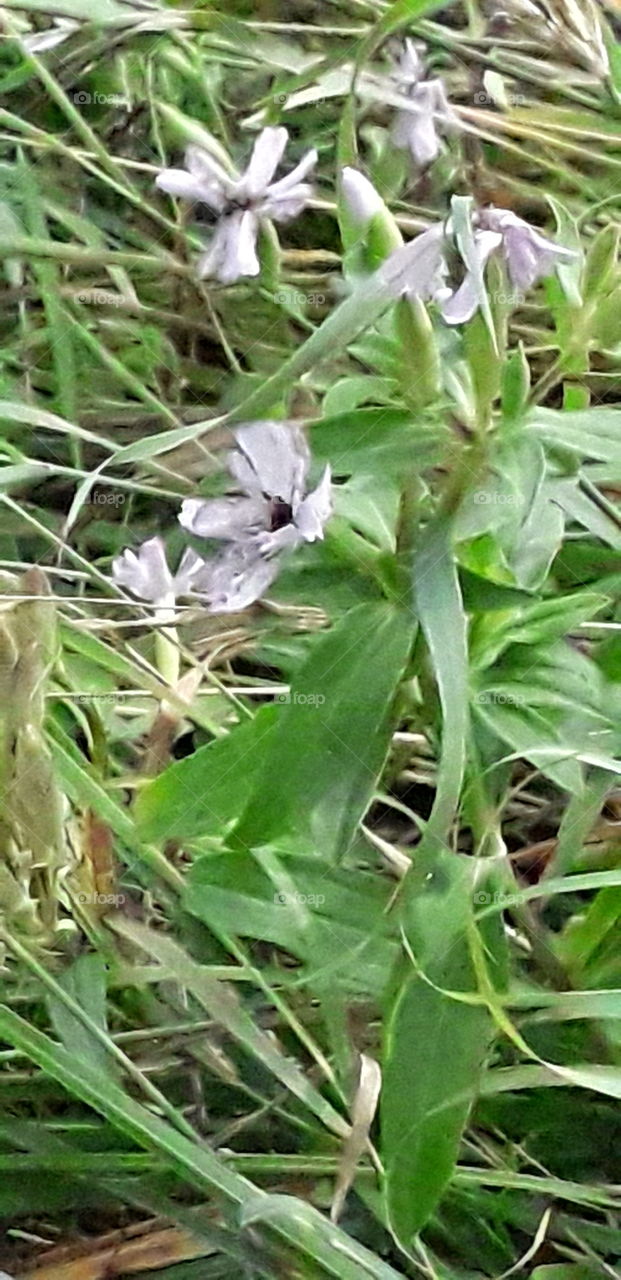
[341,167,385,226]
[339,168,402,271]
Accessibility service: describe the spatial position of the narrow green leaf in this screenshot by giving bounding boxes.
[135,706,278,844]
[382,854,504,1243]
[413,516,469,867]
[233,602,412,859]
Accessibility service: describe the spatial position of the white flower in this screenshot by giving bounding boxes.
[112,537,206,616]
[156,127,317,284]
[477,206,576,292]
[179,422,332,555]
[389,39,460,167]
[378,200,575,326]
[178,422,331,613]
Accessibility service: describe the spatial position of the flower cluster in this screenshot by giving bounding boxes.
[135,45,576,615]
[113,423,331,614]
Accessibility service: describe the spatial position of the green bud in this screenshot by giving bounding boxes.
[394,295,441,409]
[340,167,402,272]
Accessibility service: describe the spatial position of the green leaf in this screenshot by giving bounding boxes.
[48,953,109,1073]
[107,916,349,1140]
[531,407,621,467]
[185,850,398,998]
[382,853,504,1243]
[135,706,278,844]
[413,516,469,867]
[234,602,412,859]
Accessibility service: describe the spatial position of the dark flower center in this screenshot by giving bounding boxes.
[268,497,294,531]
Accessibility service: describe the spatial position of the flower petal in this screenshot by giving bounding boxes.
[294,465,332,541]
[265,148,317,199]
[239,126,288,198]
[428,78,461,131]
[393,100,441,166]
[256,524,304,555]
[261,186,313,222]
[112,537,173,604]
[440,229,502,325]
[233,421,309,504]
[393,38,424,88]
[197,210,260,283]
[379,223,447,300]
[173,548,212,596]
[155,168,221,207]
[478,207,576,292]
[178,495,265,540]
[185,145,235,195]
[199,541,281,613]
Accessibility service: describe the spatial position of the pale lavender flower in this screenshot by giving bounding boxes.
[390,39,460,167]
[177,422,331,613]
[180,422,332,556]
[477,206,576,292]
[156,127,317,284]
[112,537,206,614]
[379,201,574,326]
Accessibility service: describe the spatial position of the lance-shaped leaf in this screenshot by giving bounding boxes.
[233,602,412,860]
[381,852,506,1244]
